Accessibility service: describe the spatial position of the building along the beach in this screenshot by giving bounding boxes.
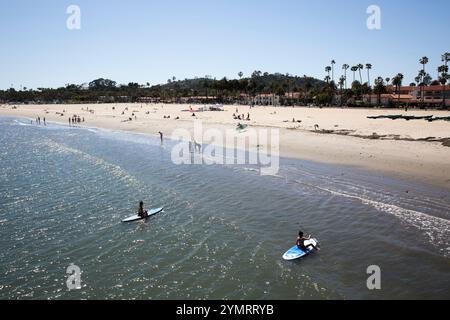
[363,93,414,107]
[363,85,450,108]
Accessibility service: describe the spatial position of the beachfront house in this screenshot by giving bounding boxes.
[363,93,413,107]
[400,85,449,107]
[283,92,302,106]
[363,85,450,108]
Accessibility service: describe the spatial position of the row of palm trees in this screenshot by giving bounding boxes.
[326,63,373,89]
[439,53,449,108]
[325,53,449,107]
[412,55,449,107]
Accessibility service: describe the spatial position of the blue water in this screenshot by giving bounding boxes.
[0,116,449,299]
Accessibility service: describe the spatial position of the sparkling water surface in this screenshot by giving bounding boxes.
[0,117,449,299]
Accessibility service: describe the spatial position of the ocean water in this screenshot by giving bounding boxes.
[0,116,449,300]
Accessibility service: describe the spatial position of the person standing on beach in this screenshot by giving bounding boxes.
[37,116,40,125]
[158,131,163,143]
[194,140,201,153]
[69,117,71,127]
[43,117,46,126]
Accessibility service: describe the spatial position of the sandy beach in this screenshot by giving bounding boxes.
[1,103,450,189]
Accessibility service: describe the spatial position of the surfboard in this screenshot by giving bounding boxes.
[121,207,164,223]
[282,238,318,261]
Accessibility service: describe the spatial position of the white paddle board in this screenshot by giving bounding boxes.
[122,207,164,223]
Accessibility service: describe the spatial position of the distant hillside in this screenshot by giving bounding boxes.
[160,73,325,95]
[0,73,326,104]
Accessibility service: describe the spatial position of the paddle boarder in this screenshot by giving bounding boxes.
[138,201,148,218]
[297,231,320,252]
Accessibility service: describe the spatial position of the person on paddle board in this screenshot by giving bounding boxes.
[138,201,148,218]
[297,231,319,252]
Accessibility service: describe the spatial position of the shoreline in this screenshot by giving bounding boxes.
[1,103,450,190]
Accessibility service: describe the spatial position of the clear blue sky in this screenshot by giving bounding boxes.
[0,0,448,89]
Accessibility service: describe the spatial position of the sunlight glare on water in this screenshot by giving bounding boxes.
[0,117,449,300]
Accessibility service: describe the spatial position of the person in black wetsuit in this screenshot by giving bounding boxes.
[138,201,148,218]
[296,231,319,252]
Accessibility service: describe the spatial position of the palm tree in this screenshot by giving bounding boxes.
[331,60,336,83]
[392,73,404,107]
[439,72,449,109]
[438,64,448,108]
[423,74,432,86]
[374,77,386,106]
[338,75,345,106]
[338,76,345,89]
[420,56,429,72]
[385,77,390,86]
[342,64,349,89]
[324,75,331,84]
[357,64,364,83]
[325,66,331,80]
[419,56,429,106]
[238,71,243,79]
[417,69,426,106]
[441,53,450,108]
[415,76,421,86]
[351,66,358,83]
[365,64,372,87]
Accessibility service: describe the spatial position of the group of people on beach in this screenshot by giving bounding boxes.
[233,113,250,121]
[163,115,182,120]
[69,115,84,126]
[188,139,202,153]
[33,116,46,126]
